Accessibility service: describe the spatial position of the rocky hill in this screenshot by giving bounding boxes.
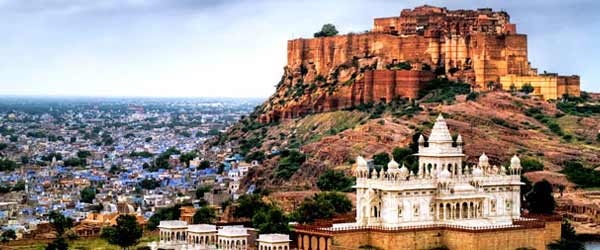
[214,90,600,191]
[209,5,598,192]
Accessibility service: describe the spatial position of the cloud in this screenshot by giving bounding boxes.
[0,0,597,97]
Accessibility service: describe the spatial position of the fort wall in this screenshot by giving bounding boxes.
[260,5,581,123]
[296,220,561,250]
[500,74,581,100]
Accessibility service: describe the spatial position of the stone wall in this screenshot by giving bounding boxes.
[295,220,561,250]
[286,32,528,88]
[500,74,581,100]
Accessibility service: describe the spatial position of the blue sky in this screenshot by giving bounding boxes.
[0,0,598,98]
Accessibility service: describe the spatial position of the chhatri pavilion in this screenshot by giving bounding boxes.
[353,114,523,227]
[293,114,561,250]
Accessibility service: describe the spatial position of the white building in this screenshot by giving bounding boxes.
[257,234,291,250]
[149,221,260,250]
[353,114,523,227]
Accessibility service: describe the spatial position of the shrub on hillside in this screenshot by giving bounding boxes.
[275,150,306,179]
[292,192,352,224]
[418,78,471,104]
[317,170,354,192]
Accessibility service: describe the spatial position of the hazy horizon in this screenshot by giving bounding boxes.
[1,0,598,98]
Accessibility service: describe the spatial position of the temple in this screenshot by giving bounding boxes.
[293,115,562,250]
[354,114,522,227]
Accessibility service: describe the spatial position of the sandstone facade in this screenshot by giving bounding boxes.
[500,74,581,100]
[258,5,580,123]
[295,219,561,250]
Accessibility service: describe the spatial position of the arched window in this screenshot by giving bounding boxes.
[398,205,403,218]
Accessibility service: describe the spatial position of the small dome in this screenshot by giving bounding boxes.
[472,167,484,177]
[439,168,451,179]
[479,153,488,162]
[510,155,522,169]
[399,164,409,175]
[387,159,400,170]
[418,134,425,143]
[499,165,507,174]
[357,156,368,169]
[456,134,463,144]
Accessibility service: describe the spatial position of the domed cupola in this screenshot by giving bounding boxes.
[354,156,369,178]
[387,159,400,171]
[478,152,490,172]
[399,164,409,179]
[386,159,401,180]
[509,155,522,175]
[439,166,451,179]
[472,166,484,177]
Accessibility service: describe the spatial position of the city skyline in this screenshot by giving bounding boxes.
[0,0,598,98]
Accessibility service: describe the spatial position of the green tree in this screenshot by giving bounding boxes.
[233,194,269,218]
[314,24,339,37]
[546,220,584,250]
[521,159,544,173]
[45,237,68,250]
[293,192,352,224]
[195,186,212,200]
[316,170,354,192]
[526,179,556,214]
[372,152,390,170]
[101,214,143,250]
[138,178,160,190]
[192,206,217,224]
[252,207,289,234]
[245,151,266,163]
[520,83,534,94]
[199,160,211,169]
[596,132,600,143]
[147,204,183,230]
[77,150,92,159]
[179,151,198,166]
[80,187,96,203]
[20,156,29,165]
[0,159,17,172]
[392,147,413,163]
[1,229,16,243]
[63,157,84,167]
[275,150,306,180]
[48,211,73,236]
[46,211,73,250]
[509,84,517,93]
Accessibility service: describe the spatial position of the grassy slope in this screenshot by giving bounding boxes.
[229,91,600,191]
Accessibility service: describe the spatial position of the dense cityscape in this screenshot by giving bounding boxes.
[0,97,262,241]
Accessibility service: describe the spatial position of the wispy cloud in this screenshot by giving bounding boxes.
[0,0,597,97]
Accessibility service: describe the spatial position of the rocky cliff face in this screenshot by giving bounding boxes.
[257,6,531,123]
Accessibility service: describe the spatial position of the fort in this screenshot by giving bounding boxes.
[259,5,580,123]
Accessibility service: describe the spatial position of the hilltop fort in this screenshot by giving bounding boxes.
[258,5,580,123]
